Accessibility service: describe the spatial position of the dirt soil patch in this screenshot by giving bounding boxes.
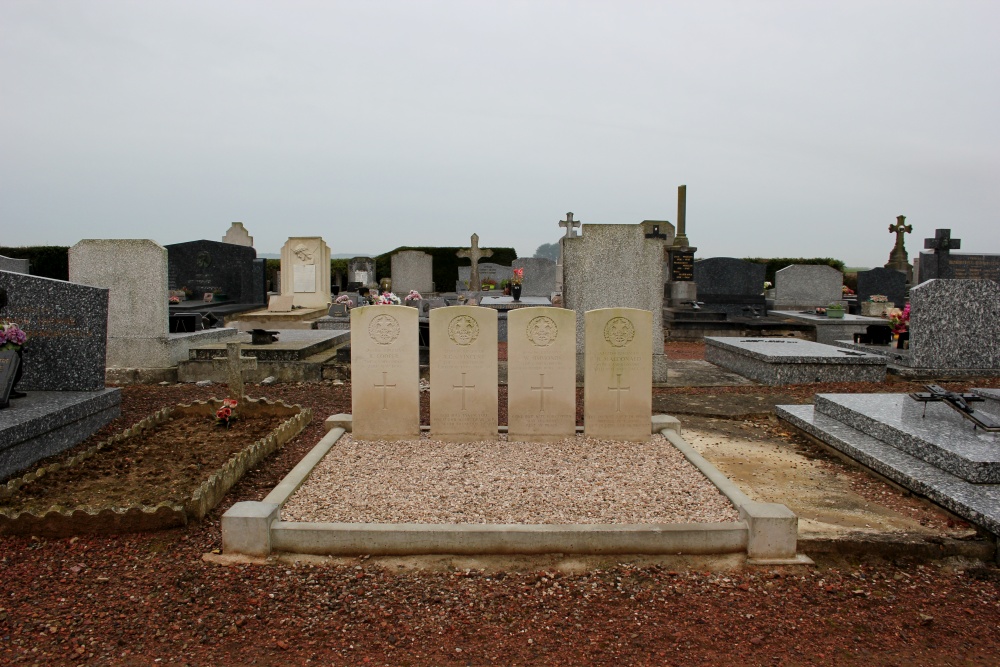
[1,412,283,515]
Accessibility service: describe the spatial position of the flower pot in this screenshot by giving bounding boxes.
[10,348,26,399]
[826,308,845,319]
[511,284,522,302]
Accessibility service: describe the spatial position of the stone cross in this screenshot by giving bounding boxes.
[885,214,913,277]
[530,373,554,412]
[212,342,257,401]
[559,212,580,239]
[924,228,962,280]
[452,372,475,411]
[456,233,493,292]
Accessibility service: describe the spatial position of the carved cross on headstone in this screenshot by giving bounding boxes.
[645,224,667,239]
[559,212,580,239]
[885,214,913,277]
[456,233,493,292]
[212,342,257,401]
[924,228,962,279]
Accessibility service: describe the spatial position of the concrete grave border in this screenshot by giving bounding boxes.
[223,416,807,563]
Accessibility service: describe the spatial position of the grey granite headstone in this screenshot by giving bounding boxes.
[0,255,30,274]
[0,270,109,390]
[512,258,557,297]
[856,267,907,306]
[457,262,506,290]
[348,257,376,286]
[774,265,843,308]
[166,239,261,304]
[908,279,1000,369]
[563,221,667,381]
[391,250,433,295]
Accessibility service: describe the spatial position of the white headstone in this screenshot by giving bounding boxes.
[222,222,254,247]
[280,237,331,308]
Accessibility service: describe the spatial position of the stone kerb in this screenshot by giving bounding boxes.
[391,251,434,295]
[908,279,1000,369]
[512,258,557,297]
[507,307,576,442]
[0,255,30,274]
[280,237,331,309]
[350,305,420,440]
[774,265,843,308]
[584,308,652,442]
[429,306,498,442]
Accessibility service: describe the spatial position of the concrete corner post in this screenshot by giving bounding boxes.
[222,501,280,557]
[740,501,798,560]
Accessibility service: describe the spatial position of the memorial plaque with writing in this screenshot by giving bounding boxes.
[429,306,498,442]
[584,308,652,442]
[0,350,20,408]
[165,240,258,303]
[507,307,576,441]
[670,251,695,282]
[351,305,420,440]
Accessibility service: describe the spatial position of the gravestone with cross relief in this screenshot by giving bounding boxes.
[507,307,576,441]
[583,307,652,442]
[918,229,963,282]
[556,212,580,291]
[456,234,493,294]
[429,305,498,442]
[212,342,257,402]
[350,305,420,440]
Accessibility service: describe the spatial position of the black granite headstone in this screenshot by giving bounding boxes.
[0,271,109,391]
[918,251,1000,284]
[670,251,695,282]
[692,257,767,316]
[166,240,261,304]
[856,267,907,306]
[0,350,19,408]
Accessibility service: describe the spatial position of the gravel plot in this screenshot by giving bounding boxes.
[281,433,740,524]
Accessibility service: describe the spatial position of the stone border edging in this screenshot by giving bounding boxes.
[223,418,804,561]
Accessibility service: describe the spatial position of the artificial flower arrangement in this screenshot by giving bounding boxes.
[0,321,28,351]
[481,278,497,290]
[763,281,773,291]
[512,268,524,286]
[335,294,354,309]
[842,285,855,296]
[869,294,888,303]
[404,290,422,302]
[374,291,401,305]
[215,398,238,428]
[888,303,910,334]
[169,295,181,304]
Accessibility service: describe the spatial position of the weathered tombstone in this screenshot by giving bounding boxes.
[556,212,581,291]
[280,237,331,308]
[457,262,505,291]
[884,215,913,282]
[0,255,30,274]
[347,257,376,288]
[773,265,843,309]
[583,308,652,442]
[390,250,434,296]
[856,267,907,308]
[429,306,498,441]
[919,229,962,281]
[166,239,261,304]
[512,258,557,297]
[351,305,420,440]
[507,307,576,441]
[456,234,493,293]
[267,295,294,312]
[222,222,254,247]
[908,279,1000,369]
[692,257,766,316]
[562,222,668,381]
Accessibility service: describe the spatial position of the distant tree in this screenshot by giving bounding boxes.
[534,242,560,261]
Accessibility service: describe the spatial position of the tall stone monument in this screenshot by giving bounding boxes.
[280,237,331,308]
[884,215,913,283]
[666,184,697,307]
[563,222,668,382]
[556,212,580,292]
[456,234,493,293]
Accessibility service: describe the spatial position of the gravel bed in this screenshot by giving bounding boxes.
[281,433,740,524]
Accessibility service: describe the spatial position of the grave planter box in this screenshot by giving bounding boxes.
[0,398,311,537]
[861,301,894,317]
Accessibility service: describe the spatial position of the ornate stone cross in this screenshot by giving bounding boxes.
[924,228,962,279]
[885,214,913,275]
[456,233,493,292]
[559,212,580,239]
[212,342,257,401]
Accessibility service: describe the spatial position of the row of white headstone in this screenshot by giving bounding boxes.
[352,305,653,443]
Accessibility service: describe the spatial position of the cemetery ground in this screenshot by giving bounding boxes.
[3,343,1000,666]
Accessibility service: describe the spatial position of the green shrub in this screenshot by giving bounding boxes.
[375,246,518,292]
[0,246,69,280]
[743,257,846,285]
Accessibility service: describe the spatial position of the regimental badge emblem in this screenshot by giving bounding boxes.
[604,317,635,348]
[448,315,480,346]
[369,314,400,345]
[525,315,557,347]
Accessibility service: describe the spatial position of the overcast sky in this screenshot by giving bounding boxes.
[2,1,997,267]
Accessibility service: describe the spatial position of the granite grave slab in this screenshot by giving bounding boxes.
[704,337,886,386]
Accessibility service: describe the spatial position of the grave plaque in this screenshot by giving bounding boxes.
[584,308,652,442]
[293,264,316,293]
[670,251,695,282]
[507,307,576,441]
[0,350,20,408]
[429,306,498,442]
[351,305,420,440]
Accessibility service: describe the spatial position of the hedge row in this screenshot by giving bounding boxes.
[375,246,517,292]
[0,246,70,281]
[743,257,846,285]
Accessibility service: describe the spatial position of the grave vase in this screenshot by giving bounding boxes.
[10,348,26,399]
[511,284,522,301]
